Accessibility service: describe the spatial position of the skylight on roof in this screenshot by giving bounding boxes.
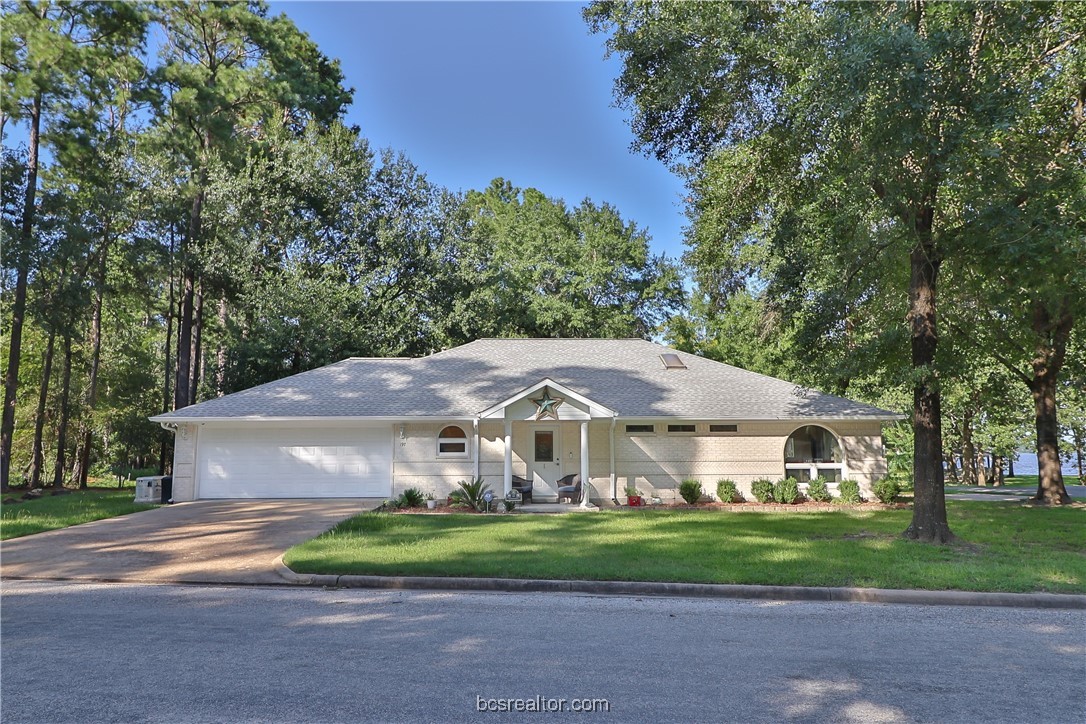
[660,353,687,370]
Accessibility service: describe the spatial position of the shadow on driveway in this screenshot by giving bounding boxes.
[0,499,374,584]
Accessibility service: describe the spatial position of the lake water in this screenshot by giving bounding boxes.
[1008,451,1080,476]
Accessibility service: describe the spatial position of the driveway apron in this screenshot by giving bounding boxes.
[0,499,371,585]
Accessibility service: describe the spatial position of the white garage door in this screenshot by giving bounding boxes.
[196,426,392,499]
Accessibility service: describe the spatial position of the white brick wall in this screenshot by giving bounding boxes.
[170,424,198,501]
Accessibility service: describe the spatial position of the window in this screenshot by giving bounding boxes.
[437,425,468,457]
[667,424,696,434]
[709,424,738,434]
[784,425,845,481]
[625,424,655,435]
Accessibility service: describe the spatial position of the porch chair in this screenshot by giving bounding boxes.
[556,473,583,504]
[511,475,533,504]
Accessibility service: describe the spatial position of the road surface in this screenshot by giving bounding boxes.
[2,581,1083,723]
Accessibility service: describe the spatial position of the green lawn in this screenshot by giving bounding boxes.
[284,502,1086,594]
[0,489,157,540]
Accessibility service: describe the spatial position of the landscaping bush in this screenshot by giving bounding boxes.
[773,478,800,505]
[398,487,426,508]
[751,478,775,503]
[872,479,900,504]
[450,477,492,512]
[679,479,703,504]
[837,479,862,504]
[806,477,832,503]
[716,479,741,503]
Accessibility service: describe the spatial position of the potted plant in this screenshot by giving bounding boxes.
[426,492,437,510]
[625,485,644,507]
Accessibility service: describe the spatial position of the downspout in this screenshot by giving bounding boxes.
[610,416,618,506]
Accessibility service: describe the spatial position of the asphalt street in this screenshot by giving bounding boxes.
[2,581,1083,724]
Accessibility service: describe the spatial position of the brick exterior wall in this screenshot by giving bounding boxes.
[170,418,888,503]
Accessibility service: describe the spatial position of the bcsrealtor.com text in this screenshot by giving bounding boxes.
[477,696,611,713]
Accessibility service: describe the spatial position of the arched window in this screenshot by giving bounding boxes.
[438,425,469,458]
[784,425,845,482]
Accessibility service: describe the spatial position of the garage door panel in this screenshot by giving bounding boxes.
[197,427,391,499]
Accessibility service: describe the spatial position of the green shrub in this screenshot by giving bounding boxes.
[398,487,426,508]
[773,478,800,505]
[751,478,775,503]
[679,479,703,504]
[872,479,900,504]
[450,477,492,512]
[837,479,862,504]
[806,477,832,503]
[716,479,741,503]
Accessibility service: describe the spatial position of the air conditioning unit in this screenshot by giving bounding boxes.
[135,476,165,503]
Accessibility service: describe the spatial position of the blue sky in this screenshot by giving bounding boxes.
[271,1,689,259]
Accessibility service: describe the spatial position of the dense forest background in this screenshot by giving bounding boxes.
[2,3,1083,531]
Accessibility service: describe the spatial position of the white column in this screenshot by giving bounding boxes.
[609,417,616,503]
[503,418,513,496]
[472,418,480,480]
[579,421,590,508]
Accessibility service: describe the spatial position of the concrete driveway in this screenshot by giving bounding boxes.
[0,499,374,585]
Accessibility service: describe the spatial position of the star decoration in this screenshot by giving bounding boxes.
[531,388,564,420]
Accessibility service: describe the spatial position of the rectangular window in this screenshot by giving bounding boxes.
[709,424,738,433]
[439,441,466,454]
[667,424,696,434]
[625,424,655,434]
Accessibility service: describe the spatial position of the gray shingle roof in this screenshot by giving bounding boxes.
[152,339,900,421]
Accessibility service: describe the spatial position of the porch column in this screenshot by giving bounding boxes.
[609,417,616,503]
[579,421,590,508]
[472,418,480,480]
[503,418,513,496]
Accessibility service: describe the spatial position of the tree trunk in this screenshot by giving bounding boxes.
[159,230,175,476]
[1028,299,1072,505]
[992,455,1004,487]
[1075,428,1084,483]
[903,234,952,542]
[945,454,959,483]
[1007,456,1015,478]
[74,236,110,489]
[975,451,987,486]
[1031,375,1070,504]
[1,90,42,491]
[51,335,74,489]
[215,297,227,397]
[189,285,203,405]
[961,415,976,486]
[175,266,195,410]
[28,330,56,488]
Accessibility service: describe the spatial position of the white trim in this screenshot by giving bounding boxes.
[609,417,616,501]
[478,378,616,419]
[149,415,478,424]
[665,423,698,436]
[436,424,470,459]
[783,423,849,482]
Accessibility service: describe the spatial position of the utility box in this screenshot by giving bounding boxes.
[135,476,165,504]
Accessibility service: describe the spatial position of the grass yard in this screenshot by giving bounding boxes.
[946,474,1082,489]
[285,502,1086,594]
[0,489,157,540]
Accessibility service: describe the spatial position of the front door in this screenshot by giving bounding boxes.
[529,426,563,499]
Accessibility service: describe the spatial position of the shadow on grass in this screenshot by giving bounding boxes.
[285,502,1085,593]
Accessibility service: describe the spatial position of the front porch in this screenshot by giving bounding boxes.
[479,379,617,510]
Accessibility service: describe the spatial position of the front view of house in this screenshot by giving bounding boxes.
[151,338,899,504]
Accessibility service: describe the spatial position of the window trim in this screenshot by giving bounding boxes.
[666,423,698,436]
[437,424,470,459]
[708,423,739,435]
[783,424,847,482]
[625,423,656,436]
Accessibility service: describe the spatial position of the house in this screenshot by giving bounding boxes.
[150,338,900,504]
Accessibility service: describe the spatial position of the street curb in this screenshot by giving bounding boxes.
[272,558,1086,609]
